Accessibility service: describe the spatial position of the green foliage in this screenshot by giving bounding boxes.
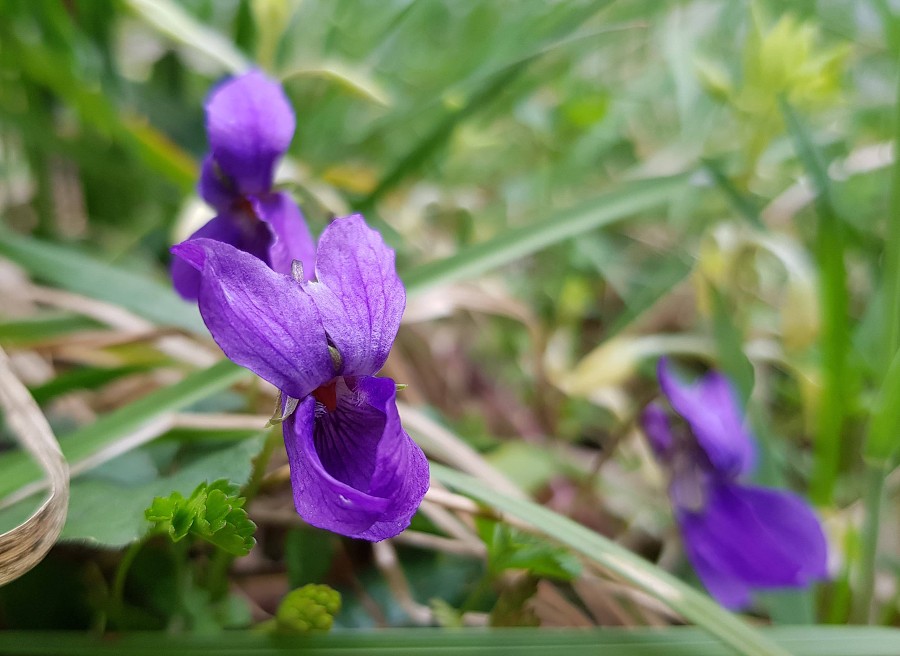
[477,518,581,582]
[1,0,899,647]
[489,575,541,627]
[275,584,342,634]
[146,479,256,556]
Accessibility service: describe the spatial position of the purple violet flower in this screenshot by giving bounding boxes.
[641,358,828,609]
[172,70,315,300]
[171,214,429,540]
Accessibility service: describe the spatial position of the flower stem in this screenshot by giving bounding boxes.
[243,426,282,501]
[107,535,149,631]
[853,463,886,624]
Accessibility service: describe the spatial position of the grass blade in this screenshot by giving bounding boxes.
[0,226,205,335]
[780,99,851,505]
[403,174,688,297]
[0,627,898,655]
[0,346,68,585]
[124,0,250,74]
[0,359,248,501]
[431,464,791,656]
[356,7,619,210]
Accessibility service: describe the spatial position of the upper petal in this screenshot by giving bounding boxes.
[657,358,755,476]
[198,155,238,210]
[251,192,316,281]
[677,480,828,609]
[205,70,295,197]
[307,215,405,376]
[171,212,272,300]
[170,237,332,398]
[283,376,429,541]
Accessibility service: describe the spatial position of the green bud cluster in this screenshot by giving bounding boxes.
[275,584,342,634]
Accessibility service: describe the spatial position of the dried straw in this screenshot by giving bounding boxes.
[0,345,69,585]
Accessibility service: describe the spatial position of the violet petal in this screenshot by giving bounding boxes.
[205,70,295,197]
[170,237,332,399]
[307,215,405,376]
[641,402,674,460]
[678,480,828,609]
[251,192,316,280]
[658,358,755,476]
[198,155,238,211]
[283,376,429,540]
[171,212,271,300]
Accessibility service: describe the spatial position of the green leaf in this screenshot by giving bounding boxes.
[477,519,581,581]
[29,365,148,405]
[355,6,616,210]
[489,575,540,627]
[707,284,755,407]
[282,66,391,107]
[147,479,256,556]
[124,0,250,73]
[701,159,765,230]
[781,98,851,505]
[0,226,205,335]
[0,314,101,346]
[403,175,688,297]
[0,626,898,654]
[431,464,791,656]
[0,359,250,501]
[0,436,265,548]
[864,348,900,463]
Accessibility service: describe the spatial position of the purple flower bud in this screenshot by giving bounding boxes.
[173,71,315,301]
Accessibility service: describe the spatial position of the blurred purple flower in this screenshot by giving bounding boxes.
[172,214,429,540]
[641,358,827,609]
[172,70,315,300]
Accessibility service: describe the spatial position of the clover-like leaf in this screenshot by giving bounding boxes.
[145,479,257,556]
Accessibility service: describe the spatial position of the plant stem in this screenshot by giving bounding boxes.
[854,54,900,626]
[243,426,282,500]
[854,463,886,623]
[108,536,148,631]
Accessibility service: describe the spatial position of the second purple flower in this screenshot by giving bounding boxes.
[172,71,315,300]
[642,358,828,609]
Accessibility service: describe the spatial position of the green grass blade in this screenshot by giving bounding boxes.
[281,66,392,107]
[431,464,791,656]
[358,61,528,210]
[882,54,900,365]
[124,0,250,74]
[865,348,900,462]
[707,284,754,406]
[356,7,618,210]
[0,359,249,500]
[780,99,851,505]
[701,159,766,230]
[403,174,688,297]
[0,627,899,655]
[0,226,205,335]
[853,57,900,624]
[29,365,148,405]
[0,314,101,346]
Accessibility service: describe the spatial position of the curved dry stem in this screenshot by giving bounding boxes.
[0,345,69,585]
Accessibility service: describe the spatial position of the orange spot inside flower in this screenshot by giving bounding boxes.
[236,197,257,218]
[313,380,338,412]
